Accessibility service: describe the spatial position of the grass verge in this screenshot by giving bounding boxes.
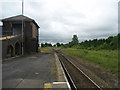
[62,48,119,75]
[40,47,53,53]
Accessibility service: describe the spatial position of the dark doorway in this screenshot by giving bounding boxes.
[15,42,20,56]
[7,45,14,57]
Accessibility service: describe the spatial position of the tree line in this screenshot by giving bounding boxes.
[41,34,120,50]
[41,42,63,47]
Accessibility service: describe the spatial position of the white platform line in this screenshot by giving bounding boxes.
[55,53,71,90]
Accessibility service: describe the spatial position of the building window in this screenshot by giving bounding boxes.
[12,22,23,35]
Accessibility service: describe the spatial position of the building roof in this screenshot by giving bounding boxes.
[1,15,40,28]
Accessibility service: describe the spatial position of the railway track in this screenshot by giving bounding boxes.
[54,49,103,90]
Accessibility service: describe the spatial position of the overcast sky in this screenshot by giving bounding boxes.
[0,0,119,44]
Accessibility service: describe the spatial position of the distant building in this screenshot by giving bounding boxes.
[1,15,40,59]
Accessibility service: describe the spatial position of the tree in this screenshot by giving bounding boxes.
[41,43,52,47]
[62,35,79,48]
[56,42,61,47]
[118,34,120,50]
[106,36,113,44]
[53,44,56,47]
[47,43,52,47]
[41,43,45,47]
[71,35,79,45]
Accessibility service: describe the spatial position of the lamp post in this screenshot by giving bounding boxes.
[21,0,24,55]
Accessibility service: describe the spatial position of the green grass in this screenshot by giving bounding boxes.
[62,48,119,74]
[40,47,53,53]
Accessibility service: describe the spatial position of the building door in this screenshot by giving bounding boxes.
[15,42,20,56]
[7,45,14,57]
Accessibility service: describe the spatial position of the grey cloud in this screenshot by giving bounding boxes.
[0,0,118,44]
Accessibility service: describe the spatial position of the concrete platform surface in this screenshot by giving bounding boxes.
[2,53,56,88]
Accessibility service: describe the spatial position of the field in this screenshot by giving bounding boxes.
[40,47,53,53]
[61,48,119,74]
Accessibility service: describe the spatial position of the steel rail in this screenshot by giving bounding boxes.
[58,55,77,90]
[57,51,102,90]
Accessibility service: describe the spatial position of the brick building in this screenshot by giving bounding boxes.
[1,15,40,59]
